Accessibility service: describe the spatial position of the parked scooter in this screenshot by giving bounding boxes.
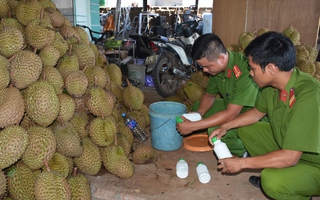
[145,9,203,98]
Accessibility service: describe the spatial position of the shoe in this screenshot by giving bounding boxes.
[249,175,261,188]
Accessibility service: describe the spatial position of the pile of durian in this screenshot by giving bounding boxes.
[227,24,320,80]
[0,0,158,199]
[165,71,209,111]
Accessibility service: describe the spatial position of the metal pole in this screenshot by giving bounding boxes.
[114,0,121,36]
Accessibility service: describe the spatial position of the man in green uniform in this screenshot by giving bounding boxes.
[209,31,320,200]
[176,33,260,157]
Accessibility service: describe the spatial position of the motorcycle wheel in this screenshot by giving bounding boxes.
[152,53,181,98]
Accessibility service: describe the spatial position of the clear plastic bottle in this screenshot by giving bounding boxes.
[176,158,188,178]
[176,112,202,123]
[122,113,148,143]
[212,137,233,159]
[196,162,211,184]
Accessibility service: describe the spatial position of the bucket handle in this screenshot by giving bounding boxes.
[150,118,172,132]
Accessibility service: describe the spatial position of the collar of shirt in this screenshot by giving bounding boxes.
[223,50,235,79]
[279,68,298,107]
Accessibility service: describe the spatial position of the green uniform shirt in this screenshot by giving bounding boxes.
[206,51,259,113]
[255,68,320,165]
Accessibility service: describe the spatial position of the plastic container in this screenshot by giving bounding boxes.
[149,101,187,151]
[196,162,211,184]
[176,112,202,123]
[202,13,212,35]
[176,158,188,178]
[212,137,233,159]
[122,113,148,143]
[127,64,146,87]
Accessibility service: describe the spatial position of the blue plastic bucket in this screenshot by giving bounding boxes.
[149,101,187,151]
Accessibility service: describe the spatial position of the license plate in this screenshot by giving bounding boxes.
[145,55,158,65]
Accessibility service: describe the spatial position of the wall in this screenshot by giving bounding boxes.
[212,0,320,47]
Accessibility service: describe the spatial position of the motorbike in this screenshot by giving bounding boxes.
[145,10,203,98]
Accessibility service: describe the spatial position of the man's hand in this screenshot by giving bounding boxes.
[217,157,243,173]
[208,126,228,145]
[176,116,194,135]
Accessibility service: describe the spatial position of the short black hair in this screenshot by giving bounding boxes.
[191,33,227,62]
[244,31,296,72]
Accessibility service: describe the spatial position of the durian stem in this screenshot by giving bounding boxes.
[44,159,51,172]
[68,45,73,55]
[72,167,78,177]
[42,71,47,81]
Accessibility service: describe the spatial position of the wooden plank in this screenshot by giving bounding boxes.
[212,0,247,46]
[212,0,320,46]
[246,0,320,46]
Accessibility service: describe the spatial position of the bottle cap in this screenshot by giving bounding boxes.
[197,162,203,166]
[176,116,183,123]
[179,158,185,161]
[211,137,218,143]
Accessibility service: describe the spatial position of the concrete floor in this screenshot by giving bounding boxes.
[87,86,320,200]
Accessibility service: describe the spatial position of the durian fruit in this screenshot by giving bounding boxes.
[22,126,56,170]
[7,161,37,200]
[57,93,76,123]
[0,0,10,18]
[132,145,158,164]
[53,31,69,56]
[0,126,28,170]
[73,137,102,176]
[15,0,43,26]
[67,168,92,200]
[256,27,270,36]
[0,86,25,128]
[238,30,256,50]
[70,112,89,138]
[59,23,80,41]
[88,116,117,147]
[47,152,70,179]
[189,70,209,89]
[40,66,64,94]
[226,43,242,53]
[101,144,134,179]
[117,122,134,145]
[53,122,84,157]
[56,46,80,80]
[0,170,6,199]
[85,86,115,117]
[39,45,61,67]
[296,59,316,76]
[116,132,132,157]
[10,50,43,90]
[122,79,144,111]
[65,69,88,98]
[103,63,123,87]
[305,45,318,62]
[25,14,55,50]
[39,0,57,9]
[139,104,150,127]
[24,80,60,127]
[110,81,123,102]
[84,65,108,88]
[0,18,25,38]
[73,26,90,45]
[295,44,310,61]
[72,42,95,70]
[183,80,205,105]
[0,22,24,58]
[34,160,71,200]
[44,6,65,28]
[282,24,300,45]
